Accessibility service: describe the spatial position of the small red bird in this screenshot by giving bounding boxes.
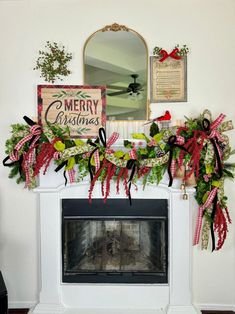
[144,110,171,125]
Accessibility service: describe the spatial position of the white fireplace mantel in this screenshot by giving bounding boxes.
[30,166,201,314]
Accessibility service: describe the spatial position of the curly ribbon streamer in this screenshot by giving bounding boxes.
[193,187,218,246]
[159,48,181,62]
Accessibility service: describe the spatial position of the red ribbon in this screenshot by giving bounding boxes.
[159,48,181,62]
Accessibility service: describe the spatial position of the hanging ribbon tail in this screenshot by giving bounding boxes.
[88,147,99,181]
[193,207,204,245]
[126,159,137,206]
[99,127,107,147]
[193,187,218,246]
[210,139,223,178]
[210,193,218,252]
[202,118,223,178]
[54,160,68,186]
[23,116,37,126]
[68,168,76,184]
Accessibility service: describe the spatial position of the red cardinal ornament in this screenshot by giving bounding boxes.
[144,110,171,125]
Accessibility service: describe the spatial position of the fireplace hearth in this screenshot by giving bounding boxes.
[62,199,168,284]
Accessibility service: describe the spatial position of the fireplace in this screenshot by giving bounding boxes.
[32,170,200,314]
[62,199,168,284]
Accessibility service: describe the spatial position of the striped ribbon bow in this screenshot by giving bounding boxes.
[10,124,42,162]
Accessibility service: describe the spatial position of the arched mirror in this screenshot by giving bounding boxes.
[84,23,148,121]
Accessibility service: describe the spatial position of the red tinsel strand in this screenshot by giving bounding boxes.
[176,126,189,136]
[116,167,125,194]
[88,159,107,203]
[34,142,54,176]
[101,161,108,197]
[104,164,117,203]
[214,205,228,250]
[181,131,207,179]
[225,207,232,224]
[34,138,60,176]
[137,167,150,178]
[103,162,113,202]
[123,168,129,198]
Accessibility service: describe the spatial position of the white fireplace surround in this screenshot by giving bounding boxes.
[31,165,201,314]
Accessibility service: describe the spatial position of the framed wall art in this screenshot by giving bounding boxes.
[150,56,187,103]
[38,85,106,138]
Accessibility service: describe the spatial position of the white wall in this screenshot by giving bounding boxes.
[0,0,234,310]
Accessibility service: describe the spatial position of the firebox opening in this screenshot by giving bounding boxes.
[62,199,168,284]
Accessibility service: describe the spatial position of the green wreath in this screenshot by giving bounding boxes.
[34,41,72,83]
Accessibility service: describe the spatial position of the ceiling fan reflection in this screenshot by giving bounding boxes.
[107,74,143,97]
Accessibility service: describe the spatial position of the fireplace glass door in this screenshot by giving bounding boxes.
[62,199,168,283]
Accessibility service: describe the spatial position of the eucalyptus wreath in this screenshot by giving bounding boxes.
[34,41,72,83]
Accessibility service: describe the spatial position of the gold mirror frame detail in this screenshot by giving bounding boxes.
[101,23,129,32]
[83,23,149,121]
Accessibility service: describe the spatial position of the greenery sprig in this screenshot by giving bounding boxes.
[34,41,72,83]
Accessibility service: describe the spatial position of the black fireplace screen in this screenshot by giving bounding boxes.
[62,199,168,284]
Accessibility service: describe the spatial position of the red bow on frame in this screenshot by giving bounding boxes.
[159,48,181,62]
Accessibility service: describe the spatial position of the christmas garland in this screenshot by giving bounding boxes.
[3,110,235,251]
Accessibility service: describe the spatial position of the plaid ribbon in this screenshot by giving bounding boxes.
[22,133,42,188]
[129,148,137,160]
[68,168,76,183]
[10,125,42,161]
[207,114,225,174]
[193,187,218,245]
[170,159,177,177]
[210,113,226,130]
[175,135,185,145]
[93,131,119,172]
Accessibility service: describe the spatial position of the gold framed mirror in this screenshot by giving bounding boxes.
[83,23,148,121]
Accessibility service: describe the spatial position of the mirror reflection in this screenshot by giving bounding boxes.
[84,24,148,121]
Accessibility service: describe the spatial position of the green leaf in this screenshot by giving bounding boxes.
[132,133,146,140]
[74,139,85,146]
[65,157,75,170]
[54,140,65,152]
[114,150,125,158]
[150,122,159,137]
[153,133,163,143]
[124,140,132,148]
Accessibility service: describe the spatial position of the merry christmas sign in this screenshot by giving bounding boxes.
[38,85,106,138]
